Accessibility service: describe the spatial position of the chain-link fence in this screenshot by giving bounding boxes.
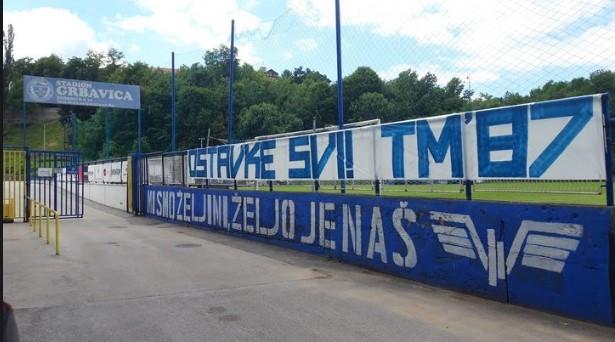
[122,1,615,206]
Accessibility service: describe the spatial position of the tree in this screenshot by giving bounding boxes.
[31,54,64,77]
[106,48,125,69]
[202,45,239,83]
[176,86,222,149]
[342,67,384,114]
[77,110,104,160]
[288,67,328,84]
[349,92,394,123]
[442,77,465,112]
[237,103,302,139]
[3,42,611,161]
[3,24,15,114]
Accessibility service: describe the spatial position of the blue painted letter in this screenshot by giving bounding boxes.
[417,115,463,178]
[260,140,276,179]
[529,97,593,177]
[476,106,528,177]
[289,136,312,179]
[381,122,415,178]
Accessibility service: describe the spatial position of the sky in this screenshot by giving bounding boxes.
[3,0,615,96]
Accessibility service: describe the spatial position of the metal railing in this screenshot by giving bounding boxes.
[3,148,26,221]
[27,197,60,256]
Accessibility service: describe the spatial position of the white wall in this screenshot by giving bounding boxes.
[83,183,127,211]
[3,181,26,218]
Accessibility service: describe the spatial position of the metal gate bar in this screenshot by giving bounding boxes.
[3,149,26,220]
[28,150,83,219]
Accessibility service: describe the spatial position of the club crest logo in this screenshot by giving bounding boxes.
[26,77,54,102]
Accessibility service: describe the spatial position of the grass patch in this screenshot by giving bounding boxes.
[2,120,65,150]
[233,181,608,206]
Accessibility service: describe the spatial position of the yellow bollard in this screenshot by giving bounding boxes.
[54,211,60,256]
[32,202,37,232]
[38,203,42,238]
[38,203,42,235]
[46,207,51,244]
[36,202,40,233]
[38,205,45,238]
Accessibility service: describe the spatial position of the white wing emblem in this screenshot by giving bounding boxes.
[506,220,583,274]
[429,211,489,268]
[429,212,583,287]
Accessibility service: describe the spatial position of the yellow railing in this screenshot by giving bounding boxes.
[3,149,26,221]
[27,198,60,256]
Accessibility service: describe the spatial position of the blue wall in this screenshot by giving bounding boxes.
[142,185,614,326]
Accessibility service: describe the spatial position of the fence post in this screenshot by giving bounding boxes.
[46,207,50,244]
[130,153,140,215]
[171,51,177,152]
[54,211,60,256]
[36,202,43,237]
[25,149,31,222]
[602,93,613,206]
[181,153,186,187]
[465,180,473,200]
[227,20,235,145]
[28,198,32,227]
[335,0,345,194]
[38,203,42,238]
[161,153,165,185]
[32,202,36,232]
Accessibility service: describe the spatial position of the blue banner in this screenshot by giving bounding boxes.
[183,94,607,182]
[24,75,141,109]
[142,185,613,325]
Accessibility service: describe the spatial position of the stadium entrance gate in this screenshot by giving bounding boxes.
[27,149,84,219]
[4,149,84,221]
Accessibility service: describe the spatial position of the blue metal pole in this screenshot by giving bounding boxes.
[137,108,142,153]
[22,101,26,147]
[602,93,613,206]
[171,51,176,151]
[227,20,235,144]
[104,108,109,158]
[335,0,344,130]
[335,0,346,193]
[71,111,77,151]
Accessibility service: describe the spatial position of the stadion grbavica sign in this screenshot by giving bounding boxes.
[23,75,141,109]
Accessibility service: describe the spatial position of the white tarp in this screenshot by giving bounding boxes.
[180,94,606,181]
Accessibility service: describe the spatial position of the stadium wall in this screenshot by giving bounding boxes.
[83,183,127,211]
[142,185,614,326]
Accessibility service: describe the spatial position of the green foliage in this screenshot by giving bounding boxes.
[2,119,64,150]
[343,67,384,115]
[466,69,615,110]
[349,92,394,122]
[3,24,15,114]
[237,103,302,139]
[77,110,104,159]
[4,40,613,161]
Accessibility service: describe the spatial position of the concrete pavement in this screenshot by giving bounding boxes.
[3,200,615,341]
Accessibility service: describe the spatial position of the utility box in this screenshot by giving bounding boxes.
[3,198,15,223]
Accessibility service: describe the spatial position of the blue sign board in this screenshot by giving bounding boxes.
[23,75,141,109]
[143,185,613,325]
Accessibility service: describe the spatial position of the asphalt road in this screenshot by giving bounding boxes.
[3,200,615,342]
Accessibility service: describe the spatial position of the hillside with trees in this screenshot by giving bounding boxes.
[4,27,614,160]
